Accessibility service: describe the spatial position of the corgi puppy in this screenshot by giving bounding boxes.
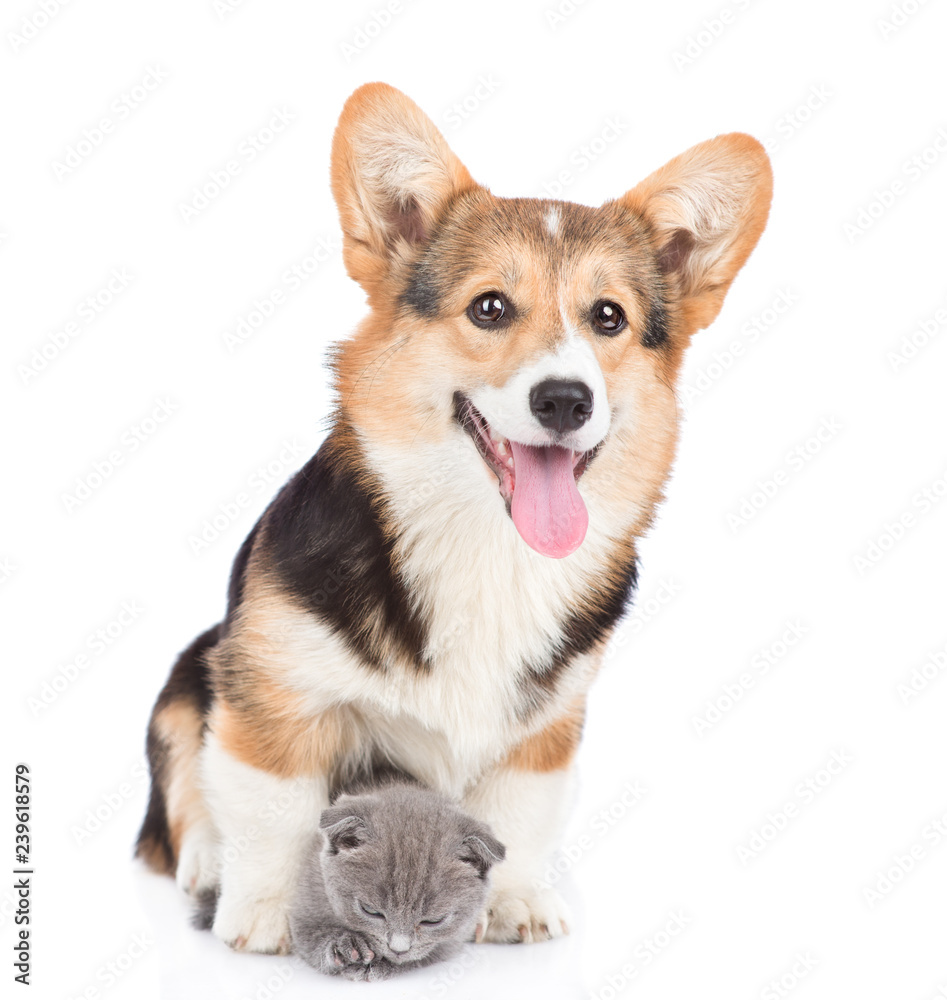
[136,82,772,953]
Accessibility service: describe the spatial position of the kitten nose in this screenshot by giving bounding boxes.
[389,933,411,954]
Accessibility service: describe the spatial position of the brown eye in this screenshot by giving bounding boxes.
[468,292,509,327]
[592,300,625,335]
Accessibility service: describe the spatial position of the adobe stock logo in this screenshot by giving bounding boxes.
[544,0,592,30]
[877,0,934,40]
[589,911,693,999]
[896,640,947,705]
[178,108,295,223]
[7,0,72,53]
[51,67,168,180]
[441,76,500,130]
[727,417,843,531]
[18,269,134,384]
[28,602,145,716]
[761,953,819,1000]
[844,127,947,243]
[886,293,947,372]
[671,0,758,71]
[338,1,404,62]
[852,462,947,576]
[681,287,798,404]
[539,118,628,198]
[221,237,340,351]
[737,750,853,865]
[862,805,947,907]
[60,398,178,513]
[691,621,808,736]
[533,781,647,892]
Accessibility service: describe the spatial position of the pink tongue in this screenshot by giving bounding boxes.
[509,442,588,558]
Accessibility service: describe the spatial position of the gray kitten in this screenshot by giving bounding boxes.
[289,782,505,982]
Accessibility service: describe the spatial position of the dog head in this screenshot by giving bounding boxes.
[330,83,772,559]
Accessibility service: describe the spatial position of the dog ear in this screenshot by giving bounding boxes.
[621,133,773,335]
[331,82,476,291]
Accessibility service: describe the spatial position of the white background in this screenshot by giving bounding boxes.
[4,0,946,998]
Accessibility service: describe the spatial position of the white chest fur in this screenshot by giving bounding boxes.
[262,428,625,794]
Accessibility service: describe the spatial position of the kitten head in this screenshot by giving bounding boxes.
[318,784,505,964]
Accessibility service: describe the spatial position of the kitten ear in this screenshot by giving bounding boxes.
[330,82,477,291]
[459,827,506,879]
[620,133,773,335]
[320,806,368,853]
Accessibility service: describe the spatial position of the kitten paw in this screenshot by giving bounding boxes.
[323,930,375,970]
[212,893,292,954]
[321,932,393,981]
[345,958,396,982]
[477,885,571,944]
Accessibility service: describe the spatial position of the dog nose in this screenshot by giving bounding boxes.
[529,379,593,433]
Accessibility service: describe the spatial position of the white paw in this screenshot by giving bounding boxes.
[212,892,292,954]
[476,884,571,944]
[175,825,220,896]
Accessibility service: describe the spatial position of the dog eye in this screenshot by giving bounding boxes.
[591,300,626,335]
[467,292,509,327]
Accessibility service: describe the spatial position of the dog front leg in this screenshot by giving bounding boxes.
[200,708,332,954]
[462,711,583,944]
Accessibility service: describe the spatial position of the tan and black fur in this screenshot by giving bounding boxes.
[137,82,772,953]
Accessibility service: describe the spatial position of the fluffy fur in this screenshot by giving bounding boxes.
[136,82,772,953]
[289,782,504,981]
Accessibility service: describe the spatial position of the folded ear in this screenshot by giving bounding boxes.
[459,825,506,879]
[621,133,773,334]
[320,803,369,853]
[331,82,477,291]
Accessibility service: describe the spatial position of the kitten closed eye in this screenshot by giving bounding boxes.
[290,782,506,979]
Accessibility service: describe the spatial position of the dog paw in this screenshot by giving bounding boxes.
[476,885,571,944]
[212,893,292,954]
[175,826,219,897]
